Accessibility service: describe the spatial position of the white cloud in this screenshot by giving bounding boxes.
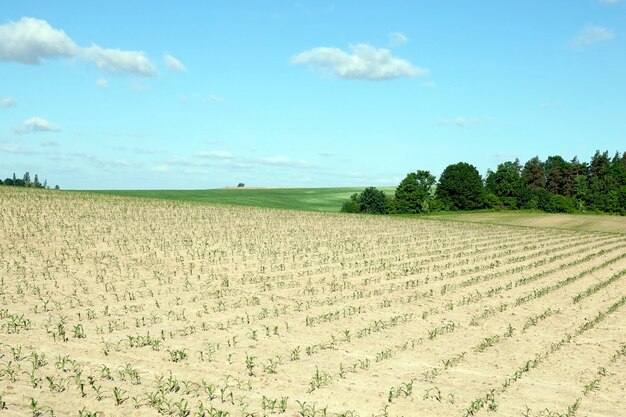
[388,32,408,47]
[96,78,109,89]
[0,96,16,108]
[574,25,614,49]
[0,17,78,64]
[1,144,38,154]
[164,54,186,72]
[83,45,157,76]
[437,116,493,128]
[292,43,428,80]
[14,117,61,134]
[0,17,157,76]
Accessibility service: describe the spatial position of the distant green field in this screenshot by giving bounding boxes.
[90,187,396,212]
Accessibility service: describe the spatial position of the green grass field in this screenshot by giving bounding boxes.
[90,187,396,212]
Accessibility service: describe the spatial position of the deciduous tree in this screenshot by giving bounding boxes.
[395,170,436,213]
[436,162,484,210]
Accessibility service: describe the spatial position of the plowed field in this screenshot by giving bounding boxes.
[1,188,625,416]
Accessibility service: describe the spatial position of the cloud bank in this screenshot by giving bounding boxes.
[0,17,157,76]
[292,43,427,80]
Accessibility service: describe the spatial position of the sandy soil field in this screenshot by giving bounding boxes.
[1,187,625,417]
[424,212,626,235]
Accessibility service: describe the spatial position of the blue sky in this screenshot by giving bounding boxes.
[1,1,624,189]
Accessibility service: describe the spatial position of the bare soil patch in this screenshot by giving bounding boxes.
[424,211,626,234]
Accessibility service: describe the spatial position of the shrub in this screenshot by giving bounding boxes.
[340,188,389,214]
[541,194,577,213]
[340,194,360,213]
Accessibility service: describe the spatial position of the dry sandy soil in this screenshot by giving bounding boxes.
[1,187,625,417]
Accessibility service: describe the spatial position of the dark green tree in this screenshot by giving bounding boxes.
[573,175,589,206]
[485,159,523,208]
[610,152,626,187]
[588,150,612,209]
[358,187,388,214]
[395,170,436,213]
[436,162,484,210]
[521,156,545,191]
[565,157,588,201]
[544,155,568,195]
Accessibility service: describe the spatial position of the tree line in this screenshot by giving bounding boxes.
[0,172,59,190]
[342,150,626,215]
